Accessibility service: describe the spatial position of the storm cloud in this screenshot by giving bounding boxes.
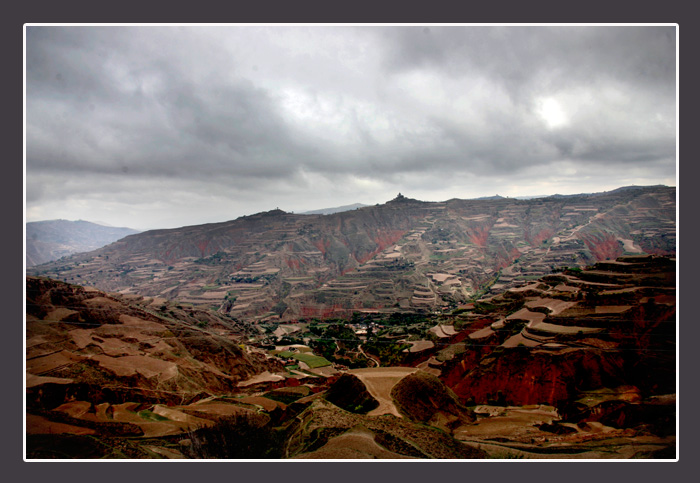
[25,25,676,230]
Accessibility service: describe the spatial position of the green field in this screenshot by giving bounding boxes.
[288,352,332,368]
[274,349,331,368]
[137,409,169,422]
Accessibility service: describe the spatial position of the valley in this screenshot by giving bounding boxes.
[25,186,676,460]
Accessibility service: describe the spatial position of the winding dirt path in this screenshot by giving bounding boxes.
[358,345,380,367]
[347,367,418,417]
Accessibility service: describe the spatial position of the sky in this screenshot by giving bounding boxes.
[25,25,677,231]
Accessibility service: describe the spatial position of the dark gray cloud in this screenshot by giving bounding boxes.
[373,26,675,167]
[378,26,675,96]
[26,27,314,185]
[25,25,677,230]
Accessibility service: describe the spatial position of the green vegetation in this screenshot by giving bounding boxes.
[278,335,305,346]
[193,252,227,265]
[309,324,360,362]
[469,271,502,301]
[271,301,288,316]
[472,301,499,314]
[324,374,379,414]
[435,343,467,362]
[385,312,427,326]
[294,353,332,368]
[137,410,169,422]
[279,352,332,368]
[363,338,410,365]
[230,273,277,284]
[263,391,304,405]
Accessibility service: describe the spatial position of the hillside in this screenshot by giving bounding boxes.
[25,253,675,459]
[26,220,140,267]
[26,277,280,410]
[27,186,675,322]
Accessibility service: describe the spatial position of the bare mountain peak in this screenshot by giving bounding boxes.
[388,193,420,203]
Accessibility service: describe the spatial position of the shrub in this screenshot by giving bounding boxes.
[185,413,282,459]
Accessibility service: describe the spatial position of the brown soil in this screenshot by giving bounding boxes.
[26,373,74,388]
[293,426,416,459]
[347,367,418,417]
[26,414,96,435]
[91,354,179,380]
[454,403,674,459]
[237,396,285,411]
[524,298,577,315]
[237,371,285,387]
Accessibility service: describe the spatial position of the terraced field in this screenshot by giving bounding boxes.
[29,187,676,320]
[25,188,676,460]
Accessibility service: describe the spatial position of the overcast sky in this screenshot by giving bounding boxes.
[25,25,677,231]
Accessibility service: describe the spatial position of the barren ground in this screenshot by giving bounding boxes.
[237,371,285,387]
[293,427,416,459]
[347,367,418,417]
[453,405,674,459]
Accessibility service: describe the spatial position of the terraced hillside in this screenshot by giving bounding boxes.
[25,253,675,459]
[26,277,281,429]
[28,186,675,321]
[24,278,484,459]
[440,255,675,412]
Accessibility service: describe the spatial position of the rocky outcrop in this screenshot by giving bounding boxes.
[391,371,475,431]
[441,255,676,412]
[580,231,624,261]
[285,399,488,459]
[448,347,627,406]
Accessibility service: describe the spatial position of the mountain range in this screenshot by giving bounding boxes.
[28,186,675,322]
[26,220,140,267]
[25,185,677,459]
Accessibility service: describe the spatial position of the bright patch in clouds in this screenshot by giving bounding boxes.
[536,97,569,129]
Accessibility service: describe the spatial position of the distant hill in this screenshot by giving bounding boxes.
[514,186,670,201]
[26,220,140,267]
[471,195,505,200]
[603,185,667,194]
[300,203,369,215]
[514,195,549,200]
